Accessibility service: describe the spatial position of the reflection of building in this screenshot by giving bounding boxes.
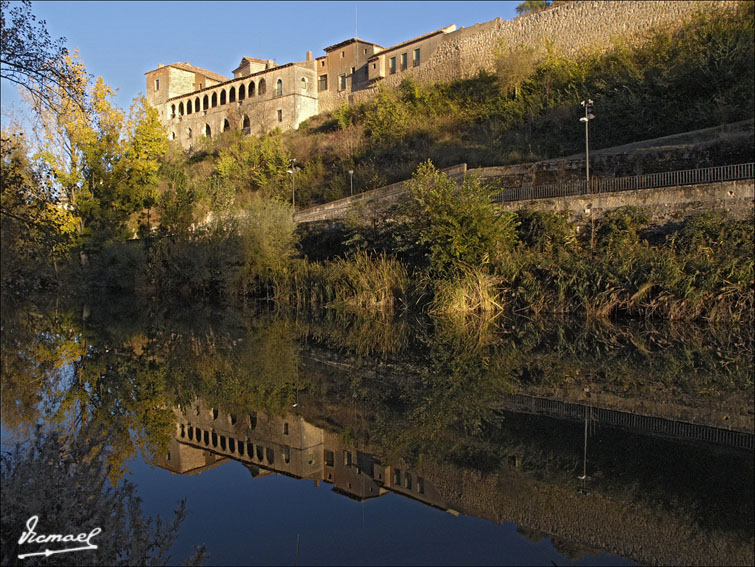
[155,401,449,511]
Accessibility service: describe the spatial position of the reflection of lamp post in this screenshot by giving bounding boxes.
[578,405,593,495]
[287,158,297,212]
[348,169,354,196]
[580,99,595,193]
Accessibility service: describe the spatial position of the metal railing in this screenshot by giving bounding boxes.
[502,394,754,450]
[492,162,754,203]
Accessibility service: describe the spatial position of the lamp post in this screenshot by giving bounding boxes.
[348,169,354,196]
[579,99,595,193]
[580,99,596,252]
[287,158,297,212]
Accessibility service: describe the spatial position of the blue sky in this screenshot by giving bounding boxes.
[2,1,520,119]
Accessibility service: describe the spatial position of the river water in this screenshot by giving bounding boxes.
[1,293,752,565]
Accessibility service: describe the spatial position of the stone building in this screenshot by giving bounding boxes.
[144,1,733,149]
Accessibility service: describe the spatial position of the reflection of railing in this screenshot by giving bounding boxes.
[492,162,754,203]
[503,394,754,450]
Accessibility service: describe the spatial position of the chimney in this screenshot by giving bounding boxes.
[266,59,275,69]
[157,63,164,68]
[306,51,313,61]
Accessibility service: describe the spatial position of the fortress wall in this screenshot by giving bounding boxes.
[322,0,737,114]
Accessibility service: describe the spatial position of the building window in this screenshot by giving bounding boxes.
[170,131,175,140]
[401,52,407,70]
[275,79,282,97]
[258,78,266,95]
[204,124,211,137]
[242,115,250,130]
[203,95,209,110]
[339,74,347,91]
[351,67,355,74]
[211,92,217,107]
[284,423,289,435]
[194,97,200,112]
[301,77,307,90]
[229,86,236,103]
[220,90,226,105]
[320,60,325,67]
[389,56,396,74]
[248,81,255,97]
[178,102,184,116]
[413,48,420,66]
[154,78,159,91]
[222,119,229,132]
[325,450,334,467]
[341,51,345,58]
[277,109,283,122]
[170,104,176,118]
[318,74,328,91]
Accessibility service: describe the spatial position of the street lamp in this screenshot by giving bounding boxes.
[287,158,297,212]
[579,99,595,193]
[348,169,354,196]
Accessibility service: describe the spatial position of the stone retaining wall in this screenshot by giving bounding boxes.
[331,1,737,112]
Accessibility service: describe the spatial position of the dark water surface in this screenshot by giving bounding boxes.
[1,294,752,565]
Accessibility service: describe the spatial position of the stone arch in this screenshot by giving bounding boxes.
[248,81,255,97]
[211,92,217,107]
[211,432,218,447]
[256,445,264,461]
[229,86,236,103]
[170,104,176,118]
[222,118,230,132]
[204,123,211,137]
[186,99,192,114]
[203,430,209,445]
[194,97,200,112]
[275,78,282,97]
[188,426,194,441]
[220,90,227,105]
[238,85,245,101]
[229,438,236,453]
[203,95,209,110]
[242,115,250,130]
[178,101,184,116]
[258,78,266,95]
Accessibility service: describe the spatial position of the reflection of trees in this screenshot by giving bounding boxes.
[1,425,205,566]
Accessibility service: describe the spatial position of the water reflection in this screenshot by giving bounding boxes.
[1,293,753,565]
[155,399,752,566]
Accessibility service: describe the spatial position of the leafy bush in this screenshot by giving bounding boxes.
[400,160,519,276]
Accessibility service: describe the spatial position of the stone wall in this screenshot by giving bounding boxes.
[381,1,734,86]
[294,164,754,227]
[495,179,754,228]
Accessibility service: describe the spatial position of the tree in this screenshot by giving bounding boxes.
[0,130,78,287]
[31,54,167,244]
[495,43,540,98]
[1,425,206,566]
[0,0,87,111]
[400,160,518,276]
[515,1,552,16]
